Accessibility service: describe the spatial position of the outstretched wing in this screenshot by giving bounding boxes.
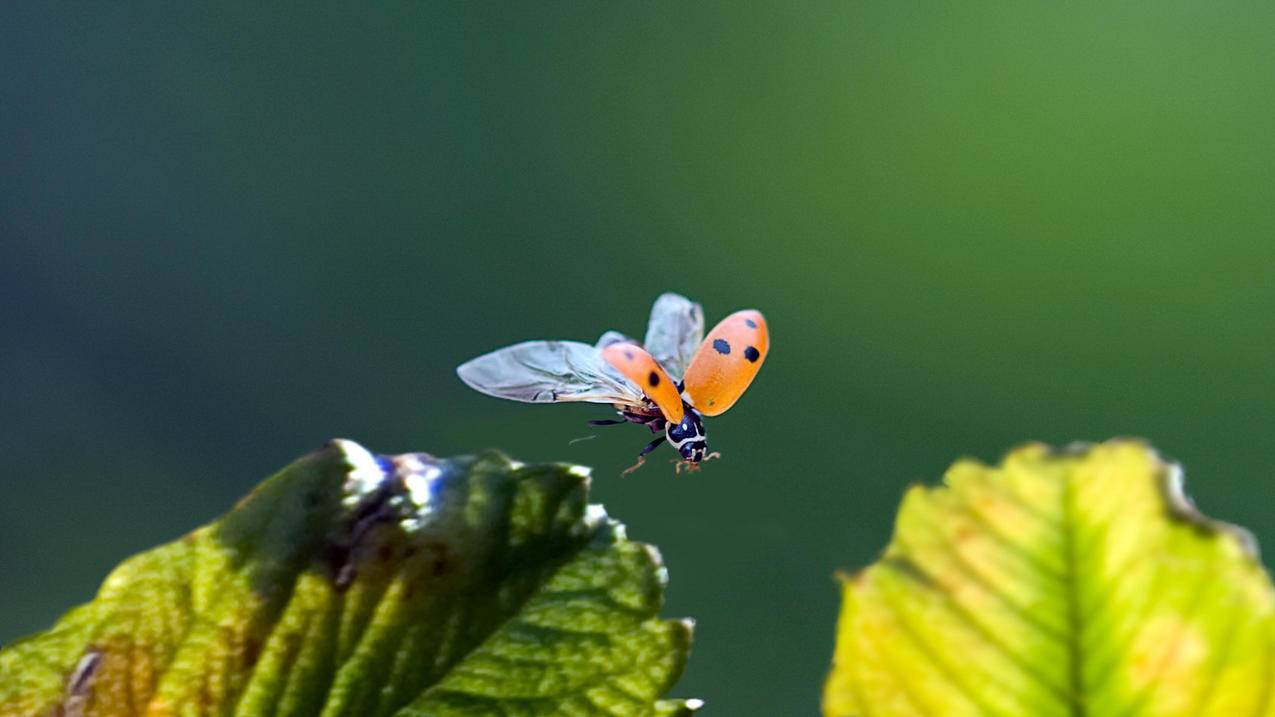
[595,330,636,349]
[643,293,704,382]
[456,340,646,406]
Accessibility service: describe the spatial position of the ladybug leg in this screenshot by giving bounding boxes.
[671,452,720,474]
[589,418,627,426]
[672,459,703,475]
[622,436,666,476]
[638,435,666,457]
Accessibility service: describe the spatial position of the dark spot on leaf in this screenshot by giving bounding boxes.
[744,346,760,362]
[66,650,101,697]
[57,649,101,717]
[1158,471,1260,558]
[243,636,262,668]
[334,563,357,589]
[745,318,757,328]
[427,542,452,577]
[713,339,731,355]
[324,481,404,590]
[648,371,660,387]
[880,555,934,586]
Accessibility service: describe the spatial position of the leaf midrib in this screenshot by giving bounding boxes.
[1061,472,1085,717]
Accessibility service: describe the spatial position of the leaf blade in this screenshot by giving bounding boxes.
[0,441,698,717]
[825,440,1275,717]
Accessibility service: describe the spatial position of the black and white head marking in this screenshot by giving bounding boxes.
[665,403,708,462]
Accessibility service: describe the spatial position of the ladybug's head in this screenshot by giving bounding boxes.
[665,406,708,462]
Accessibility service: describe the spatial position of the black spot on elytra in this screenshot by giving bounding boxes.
[648,371,660,387]
[713,338,731,354]
[624,349,635,360]
[745,318,757,328]
[744,346,760,362]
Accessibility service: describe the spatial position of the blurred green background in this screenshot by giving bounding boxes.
[4,3,1275,714]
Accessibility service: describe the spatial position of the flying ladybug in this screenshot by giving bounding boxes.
[456,293,769,474]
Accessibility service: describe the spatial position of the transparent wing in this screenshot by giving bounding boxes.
[595,330,636,349]
[643,293,704,382]
[456,340,646,406]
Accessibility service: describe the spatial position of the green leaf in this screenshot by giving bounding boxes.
[824,439,1275,717]
[0,440,700,717]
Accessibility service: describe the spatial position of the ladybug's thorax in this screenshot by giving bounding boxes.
[665,403,708,462]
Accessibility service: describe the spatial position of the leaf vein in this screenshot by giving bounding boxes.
[1115,560,1220,717]
[1186,591,1249,717]
[889,537,1071,701]
[876,575,1015,717]
[958,499,1068,588]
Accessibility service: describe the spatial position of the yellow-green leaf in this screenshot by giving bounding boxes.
[824,439,1275,717]
[0,440,700,717]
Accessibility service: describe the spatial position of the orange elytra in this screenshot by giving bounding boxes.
[601,343,684,423]
[682,310,768,416]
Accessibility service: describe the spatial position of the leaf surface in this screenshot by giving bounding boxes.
[0,441,699,717]
[825,440,1275,717]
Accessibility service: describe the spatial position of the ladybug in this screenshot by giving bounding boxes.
[457,293,769,474]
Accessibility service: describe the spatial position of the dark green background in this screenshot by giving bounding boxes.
[4,3,1275,714]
